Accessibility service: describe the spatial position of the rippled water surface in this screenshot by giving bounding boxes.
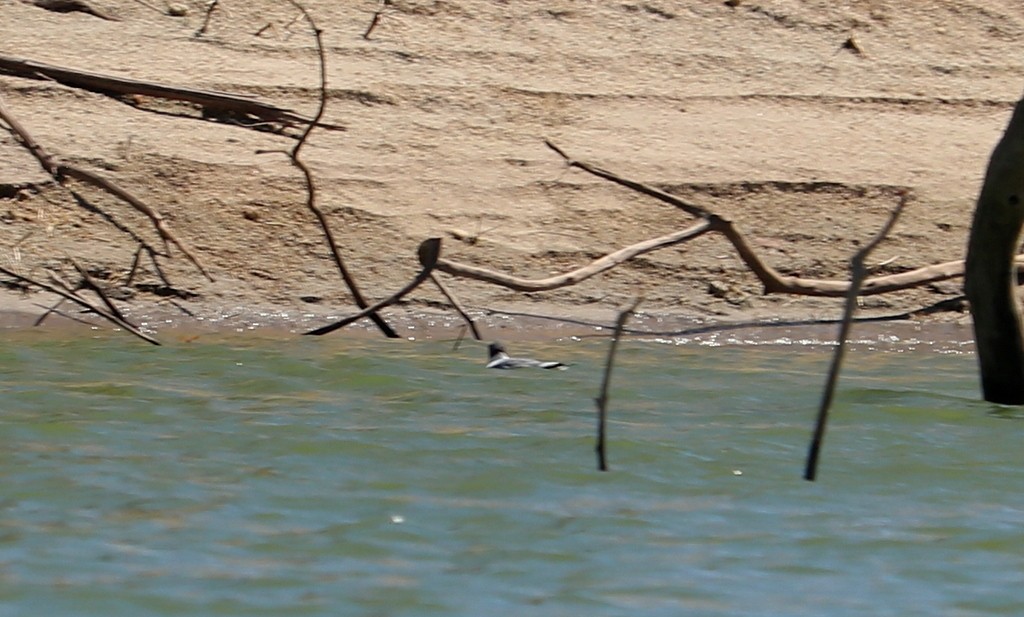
[1,331,1022,616]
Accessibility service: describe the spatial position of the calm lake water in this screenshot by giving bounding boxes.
[1,327,1022,616]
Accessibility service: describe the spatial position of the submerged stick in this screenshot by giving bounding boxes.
[804,192,908,481]
[595,297,642,472]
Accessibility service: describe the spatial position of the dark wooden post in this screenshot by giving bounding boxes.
[965,97,1024,405]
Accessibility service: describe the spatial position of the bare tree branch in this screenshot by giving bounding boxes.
[439,142,976,299]
[264,0,400,338]
[305,238,442,336]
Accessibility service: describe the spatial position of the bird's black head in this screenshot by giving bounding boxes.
[488,342,506,357]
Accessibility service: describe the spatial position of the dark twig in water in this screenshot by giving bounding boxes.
[595,297,642,472]
[804,192,908,481]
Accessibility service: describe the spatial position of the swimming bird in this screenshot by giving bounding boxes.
[486,342,568,370]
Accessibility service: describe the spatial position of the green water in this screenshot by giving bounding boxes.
[0,331,1021,616]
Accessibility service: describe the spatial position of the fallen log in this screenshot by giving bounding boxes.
[0,53,325,129]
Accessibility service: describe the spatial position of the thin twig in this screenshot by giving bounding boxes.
[430,273,482,341]
[546,140,710,219]
[362,0,390,40]
[70,258,127,322]
[32,302,95,327]
[125,244,144,286]
[0,265,160,345]
[194,0,219,37]
[596,297,642,472]
[804,192,909,481]
[32,297,67,326]
[273,0,399,338]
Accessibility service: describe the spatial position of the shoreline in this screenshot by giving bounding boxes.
[0,294,977,354]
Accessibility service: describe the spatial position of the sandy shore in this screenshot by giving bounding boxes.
[1,1,1022,342]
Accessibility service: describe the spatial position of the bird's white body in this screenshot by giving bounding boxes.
[486,343,567,370]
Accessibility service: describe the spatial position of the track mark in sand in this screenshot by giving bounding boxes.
[532,179,908,199]
[621,4,677,20]
[652,180,909,200]
[499,87,1017,114]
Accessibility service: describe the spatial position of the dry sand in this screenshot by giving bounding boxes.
[1,0,1023,339]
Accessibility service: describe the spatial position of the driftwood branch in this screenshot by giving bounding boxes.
[305,238,442,336]
[0,97,212,281]
[804,193,908,481]
[437,220,712,292]
[0,54,323,129]
[439,142,979,299]
[595,297,642,472]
